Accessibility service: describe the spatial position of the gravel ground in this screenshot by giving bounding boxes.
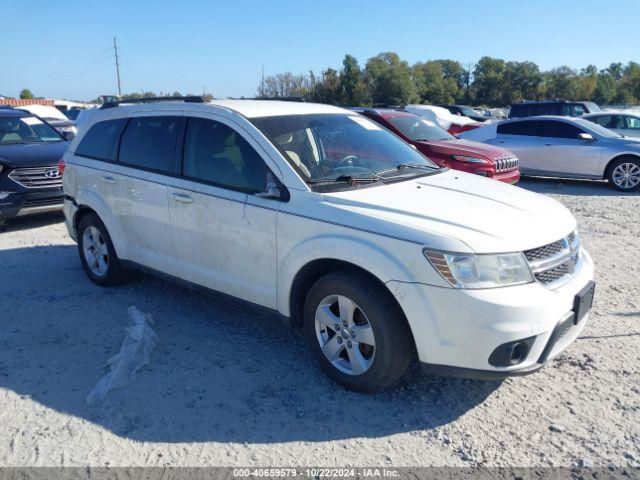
[0,178,638,468]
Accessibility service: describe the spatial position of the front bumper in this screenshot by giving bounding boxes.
[0,188,63,220]
[387,248,594,377]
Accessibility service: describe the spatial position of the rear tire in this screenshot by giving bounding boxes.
[607,157,640,191]
[77,213,128,286]
[303,269,414,392]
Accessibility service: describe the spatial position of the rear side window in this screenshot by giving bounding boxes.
[182,117,268,192]
[590,115,613,128]
[539,121,584,139]
[118,116,180,173]
[497,121,540,136]
[76,118,126,161]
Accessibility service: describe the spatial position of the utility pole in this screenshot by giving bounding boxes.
[261,65,265,96]
[113,37,122,96]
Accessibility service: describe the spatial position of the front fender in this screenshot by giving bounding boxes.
[276,233,437,316]
[74,189,129,259]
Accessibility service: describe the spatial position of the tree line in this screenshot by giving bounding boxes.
[257,53,640,107]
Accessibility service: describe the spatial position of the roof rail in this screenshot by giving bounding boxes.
[249,96,305,102]
[100,95,206,110]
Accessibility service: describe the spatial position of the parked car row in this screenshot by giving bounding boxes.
[57,97,595,392]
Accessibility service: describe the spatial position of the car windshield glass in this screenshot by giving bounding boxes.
[585,102,601,113]
[388,116,454,141]
[0,116,62,144]
[576,118,622,138]
[459,106,477,116]
[251,114,439,185]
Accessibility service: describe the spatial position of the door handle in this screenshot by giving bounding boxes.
[172,192,193,204]
[102,176,116,184]
[544,143,553,146]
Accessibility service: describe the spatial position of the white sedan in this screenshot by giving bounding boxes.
[582,111,640,138]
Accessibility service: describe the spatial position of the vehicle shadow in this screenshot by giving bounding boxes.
[0,212,65,233]
[0,244,500,444]
[517,177,639,196]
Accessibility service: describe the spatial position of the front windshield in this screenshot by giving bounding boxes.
[0,116,63,145]
[251,114,439,184]
[576,118,622,139]
[388,116,454,141]
[459,106,477,116]
[585,102,601,113]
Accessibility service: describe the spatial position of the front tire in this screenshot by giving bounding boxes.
[77,213,128,286]
[303,269,414,392]
[608,157,640,191]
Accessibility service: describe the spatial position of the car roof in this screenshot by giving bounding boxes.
[104,99,350,119]
[583,110,640,117]
[500,115,603,130]
[0,108,30,118]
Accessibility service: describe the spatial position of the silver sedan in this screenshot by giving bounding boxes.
[460,115,640,191]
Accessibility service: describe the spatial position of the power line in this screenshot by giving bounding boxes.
[15,54,115,82]
[6,46,113,76]
[25,63,115,84]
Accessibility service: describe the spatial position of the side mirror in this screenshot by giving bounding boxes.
[255,171,288,201]
[62,130,75,141]
[578,133,595,141]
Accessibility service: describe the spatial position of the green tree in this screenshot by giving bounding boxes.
[19,88,34,99]
[364,52,418,106]
[338,55,369,106]
[412,61,462,104]
[472,57,506,105]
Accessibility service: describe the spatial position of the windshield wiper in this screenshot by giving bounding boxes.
[308,173,381,186]
[395,162,438,171]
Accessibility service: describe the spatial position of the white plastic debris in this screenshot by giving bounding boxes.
[87,306,158,404]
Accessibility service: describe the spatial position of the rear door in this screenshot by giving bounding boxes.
[114,112,182,274]
[537,120,602,177]
[166,114,280,308]
[490,120,542,173]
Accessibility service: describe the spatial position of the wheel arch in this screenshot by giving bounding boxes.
[603,153,640,180]
[72,189,128,259]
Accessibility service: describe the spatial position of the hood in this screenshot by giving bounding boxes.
[0,141,69,168]
[417,138,513,162]
[321,170,575,253]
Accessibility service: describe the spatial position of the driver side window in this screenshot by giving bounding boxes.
[182,117,268,193]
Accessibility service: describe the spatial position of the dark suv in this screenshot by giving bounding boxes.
[509,100,600,119]
[0,108,70,223]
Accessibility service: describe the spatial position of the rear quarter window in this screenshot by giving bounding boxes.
[497,121,540,136]
[75,118,126,161]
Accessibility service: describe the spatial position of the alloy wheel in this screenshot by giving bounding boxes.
[612,162,640,189]
[82,226,109,276]
[314,294,376,375]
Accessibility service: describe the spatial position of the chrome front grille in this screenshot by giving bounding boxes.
[493,155,519,173]
[524,232,580,288]
[8,167,63,189]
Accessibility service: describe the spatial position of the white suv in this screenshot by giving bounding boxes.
[62,98,595,391]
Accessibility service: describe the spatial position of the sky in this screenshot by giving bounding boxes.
[1,0,635,101]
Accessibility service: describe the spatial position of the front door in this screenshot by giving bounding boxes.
[167,115,279,308]
[536,120,602,177]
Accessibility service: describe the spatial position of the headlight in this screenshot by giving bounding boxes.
[451,155,489,164]
[424,249,533,289]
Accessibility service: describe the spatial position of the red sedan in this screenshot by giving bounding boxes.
[354,108,520,184]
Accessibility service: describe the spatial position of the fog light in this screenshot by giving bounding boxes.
[488,336,536,367]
